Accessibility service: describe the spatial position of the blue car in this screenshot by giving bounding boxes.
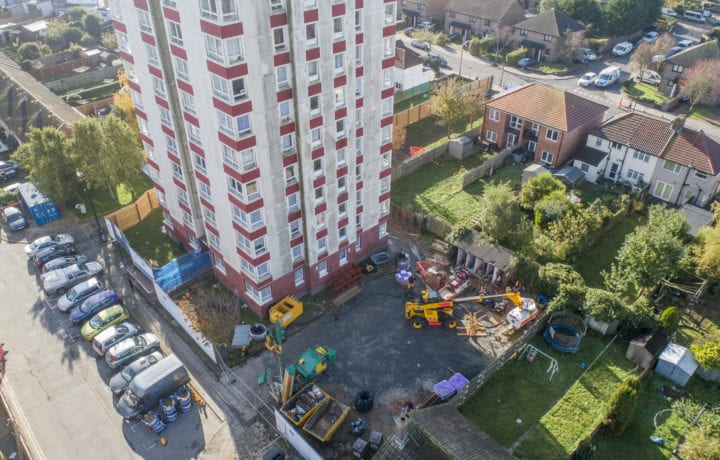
[69,289,122,324]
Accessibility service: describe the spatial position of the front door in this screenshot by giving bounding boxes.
[506,133,517,148]
[608,162,619,180]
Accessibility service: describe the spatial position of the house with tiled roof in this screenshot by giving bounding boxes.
[511,8,585,62]
[482,83,608,168]
[444,0,526,41]
[659,41,720,96]
[394,40,434,94]
[399,0,451,29]
[572,113,720,206]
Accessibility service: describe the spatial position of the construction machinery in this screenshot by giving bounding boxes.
[405,291,525,329]
[281,345,337,402]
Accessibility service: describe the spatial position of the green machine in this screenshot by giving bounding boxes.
[283,346,337,398]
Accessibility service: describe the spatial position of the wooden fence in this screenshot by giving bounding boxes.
[105,189,158,231]
[391,142,447,180]
[461,147,513,187]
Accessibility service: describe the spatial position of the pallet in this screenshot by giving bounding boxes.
[328,264,362,294]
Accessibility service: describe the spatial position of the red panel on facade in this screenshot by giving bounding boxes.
[206,60,249,79]
[380,142,392,153]
[308,83,322,96]
[166,151,181,166]
[335,137,347,150]
[309,116,323,129]
[195,171,210,186]
[173,177,187,191]
[338,217,349,228]
[313,176,326,188]
[270,13,287,28]
[237,249,271,266]
[228,193,265,214]
[357,180,363,189]
[112,20,127,33]
[218,133,257,152]
[316,228,328,240]
[336,165,348,177]
[205,222,219,236]
[146,157,158,170]
[189,142,204,156]
[337,192,348,204]
[133,0,147,10]
[381,116,393,127]
[279,122,296,135]
[176,79,193,95]
[356,205,363,213]
[355,67,363,78]
[356,155,363,164]
[282,153,298,167]
[231,220,267,240]
[305,47,320,62]
[334,75,347,88]
[285,182,300,195]
[355,0,363,8]
[274,52,291,66]
[199,20,244,39]
[382,57,395,69]
[212,98,253,117]
[332,3,345,16]
[135,108,148,121]
[120,52,135,65]
[381,87,394,99]
[154,96,169,109]
[290,235,304,246]
[356,127,363,137]
[333,41,346,54]
[335,107,347,120]
[380,168,392,179]
[170,44,187,60]
[140,32,156,47]
[148,65,162,79]
[304,9,319,23]
[379,192,391,202]
[184,112,199,127]
[383,25,396,37]
[356,34,363,44]
[311,147,324,160]
[277,87,293,102]
[315,203,327,214]
[161,125,175,138]
[151,180,164,193]
[223,163,261,184]
[163,7,180,20]
[288,211,302,224]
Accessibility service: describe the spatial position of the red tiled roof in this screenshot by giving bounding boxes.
[485,83,607,132]
[663,129,720,175]
[394,40,424,69]
[590,113,675,156]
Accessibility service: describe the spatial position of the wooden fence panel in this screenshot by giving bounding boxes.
[106,189,159,231]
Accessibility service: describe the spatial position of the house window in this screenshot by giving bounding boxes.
[339,226,347,241]
[355,77,363,96]
[356,189,362,205]
[166,135,177,154]
[672,64,684,73]
[381,126,391,144]
[355,45,363,66]
[338,175,347,193]
[611,142,623,149]
[176,186,189,205]
[174,57,190,81]
[314,186,324,203]
[223,146,256,172]
[294,268,305,286]
[695,171,708,180]
[379,221,388,238]
[337,148,346,166]
[333,17,343,39]
[200,0,239,23]
[198,181,212,200]
[287,192,300,212]
[290,220,302,238]
[520,29,527,36]
[168,21,183,45]
[380,176,390,194]
[138,10,153,33]
[279,100,293,123]
[469,16,477,23]
[334,53,345,74]
[527,140,537,153]
[381,152,390,168]
[306,23,317,47]
[632,151,650,162]
[152,77,166,98]
[580,163,589,173]
[282,134,295,154]
[313,158,323,177]
[355,137,362,155]
[540,151,554,165]
[339,201,347,216]
[270,0,284,12]
[318,260,328,277]
[383,69,394,87]
[335,87,345,106]
[381,98,391,116]
[236,114,252,137]
[146,44,160,66]
[194,155,207,174]
[663,160,682,174]
[311,127,321,146]
[339,248,348,265]
[285,165,297,185]
[380,200,389,216]
[355,235,361,251]
[317,212,326,228]
[276,65,289,89]
[273,27,286,51]
[509,115,522,129]
[213,254,225,273]
[546,129,559,142]
[310,95,320,115]
[336,119,346,139]
[292,246,304,263]
[203,207,216,225]
[205,35,244,66]
[626,169,645,183]
[653,181,674,200]
[544,34,552,42]
[355,214,362,229]
[318,236,327,253]
[308,60,319,81]
[384,3,395,23]
[355,11,362,31]
[181,92,195,114]
[159,107,172,127]
[384,37,394,57]
[485,130,497,143]
[171,162,183,179]
[595,137,603,147]
[187,123,201,145]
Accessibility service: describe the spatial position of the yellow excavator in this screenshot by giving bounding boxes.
[405,291,523,329]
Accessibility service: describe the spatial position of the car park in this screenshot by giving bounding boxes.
[2,206,26,231]
[56,276,104,311]
[577,72,597,87]
[594,66,622,88]
[642,31,659,44]
[81,305,131,341]
[105,333,161,369]
[411,40,430,51]
[517,57,535,68]
[24,234,75,257]
[43,262,103,297]
[426,52,448,67]
[612,42,634,56]
[33,243,77,270]
[40,254,87,273]
[108,351,164,395]
[92,322,140,356]
[69,289,122,324]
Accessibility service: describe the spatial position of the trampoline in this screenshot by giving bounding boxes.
[544,311,587,353]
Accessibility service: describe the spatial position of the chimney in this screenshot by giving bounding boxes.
[671,115,686,133]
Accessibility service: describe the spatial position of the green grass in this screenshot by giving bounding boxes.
[688,104,720,126]
[391,156,524,225]
[623,81,669,106]
[533,61,575,74]
[70,175,153,221]
[122,208,184,267]
[394,91,434,113]
[406,115,484,151]
[571,213,646,288]
[460,332,630,451]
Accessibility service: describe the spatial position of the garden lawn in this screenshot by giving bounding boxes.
[406,115,484,152]
[71,175,153,220]
[514,336,633,459]
[391,157,524,225]
[571,213,646,288]
[122,207,184,267]
[459,332,630,450]
[623,81,668,106]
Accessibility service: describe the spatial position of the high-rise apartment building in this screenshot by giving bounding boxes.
[109,0,396,315]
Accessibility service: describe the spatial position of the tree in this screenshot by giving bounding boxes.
[519,172,565,210]
[629,42,655,73]
[681,59,720,110]
[626,295,658,331]
[603,377,640,436]
[604,206,688,294]
[70,117,110,197]
[557,0,603,31]
[475,183,526,248]
[410,28,435,44]
[489,27,512,61]
[538,263,585,297]
[429,78,469,138]
[603,0,663,36]
[17,43,40,61]
[80,33,96,47]
[63,27,84,47]
[83,13,103,39]
[101,32,118,51]
[653,33,677,57]
[659,306,680,333]
[392,125,406,152]
[560,28,585,63]
[100,115,144,199]
[584,288,625,322]
[68,6,87,22]
[468,36,484,56]
[547,284,587,315]
[680,426,720,460]
[44,19,69,51]
[434,32,449,46]
[691,340,720,370]
[534,189,575,227]
[11,128,78,203]
[693,223,720,282]
[540,0,562,11]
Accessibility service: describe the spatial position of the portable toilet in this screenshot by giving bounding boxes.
[655,342,698,387]
[17,182,60,225]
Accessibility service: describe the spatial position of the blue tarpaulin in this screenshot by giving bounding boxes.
[153,251,211,292]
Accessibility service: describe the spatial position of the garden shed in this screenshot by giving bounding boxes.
[655,342,698,387]
[521,163,548,184]
[626,330,670,369]
[452,231,516,287]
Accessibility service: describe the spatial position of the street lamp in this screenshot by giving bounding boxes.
[77,171,107,243]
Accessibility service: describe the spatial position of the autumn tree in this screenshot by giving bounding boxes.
[693,219,720,282]
[653,33,677,57]
[392,125,407,152]
[629,42,655,73]
[680,59,720,110]
[101,32,118,51]
[475,183,526,248]
[429,78,469,138]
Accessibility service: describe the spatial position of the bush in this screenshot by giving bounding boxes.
[468,36,483,56]
[434,32,449,46]
[602,377,640,436]
[538,263,585,297]
[584,288,625,323]
[710,27,720,41]
[17,42,40,61]
[505,47,528,66]
[660,306,680,333]
[691,340,720,370]
[625,295,658,333]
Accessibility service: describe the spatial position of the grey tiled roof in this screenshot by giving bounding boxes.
[446,0,522,21]
[666,41,720,66]
[574,146,608,166]
[513,8,584,37]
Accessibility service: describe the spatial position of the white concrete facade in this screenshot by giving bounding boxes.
[109,0,396,314]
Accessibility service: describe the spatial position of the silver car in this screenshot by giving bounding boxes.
[42,262,103,296]
[104,333,161,369]
[41,255,88,273]
[56,277,104,312]
[92,322,140,356]
[108,351,164,394]
[24,234,75,257]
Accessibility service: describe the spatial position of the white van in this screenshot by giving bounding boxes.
[594,66,622,88]
[639,70,661,86]
[683,10,706,23]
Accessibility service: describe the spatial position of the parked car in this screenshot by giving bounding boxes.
[639,69,662,86]
[43,262,103,297]
[517,57,535,68]
[0,160,19,175]
[56,277,104,311]
[410,40,430,51]
[594,66,622,88]
[642,31,659,44]
[577,72,597,87]
[24,234,75,257]
[92,322,140,356]
[426,52,448,67]
[418,21,435,30]
[69,289,122,324]
[33,243,77,270]
[105,333,161,369]
[683,10,706,22]
[574,48,597,63]
[41,254,87,274]
[660,7,677,16]
[2,206,26,232]
[404,27,415,37]
[81,305,131,341]
[676,39,695,49]
[108,351,164,395]
[447,32,461,42]
[93,105,112,116]
[612,42,633,56]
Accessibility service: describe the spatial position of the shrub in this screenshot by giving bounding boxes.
[602,377,640,436]
[691,340,720,370]
[660,306,680,333]
[538,263,585,297]
[468,36,483,56]
[710,27,720,41]
[625,295,658,333]
[17,42,40,61]
[584,288,625,323]
[434,32,449,46]
[505,47,528,66]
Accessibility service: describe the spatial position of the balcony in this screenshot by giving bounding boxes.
[523,129,539,141]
